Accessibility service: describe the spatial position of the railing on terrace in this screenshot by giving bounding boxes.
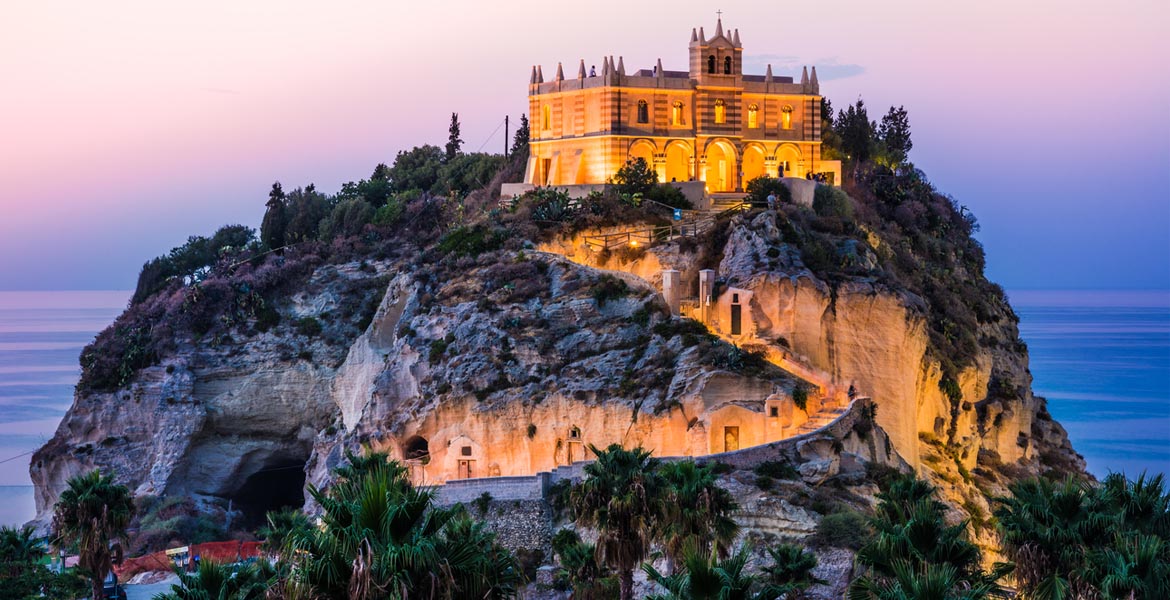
[582,218,715,251]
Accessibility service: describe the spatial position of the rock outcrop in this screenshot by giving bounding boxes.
[31,206,1082,566]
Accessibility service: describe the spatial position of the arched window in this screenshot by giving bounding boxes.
[714,99,726,124]
[707,55,716,74]
[723,56,732,74]
[672,101,684,126]
[747,104,759,129]
[781,105,793,130]
[637,99,649,124]
[542,105,551,130]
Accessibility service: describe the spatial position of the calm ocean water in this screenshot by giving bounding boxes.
[1012,290,1170,481]
[0,289,1166,527]
[0,291,128,528]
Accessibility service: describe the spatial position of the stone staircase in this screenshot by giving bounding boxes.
[795,405,850,435]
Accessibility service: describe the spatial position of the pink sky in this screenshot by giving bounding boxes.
[1,0,1167,290]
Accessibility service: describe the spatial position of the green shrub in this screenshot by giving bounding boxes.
[610,157,657,197]
[812,510,870,549]
[812,184,854,219]
[745,176,792,206]
[428,338,449,364]
[754,460,799,480]
[526,187,576,222]
[792,384,810,411]
[437,225,504,257]
[318,198,373,240]
[473,491,492,515]
[755,475,775,491]
[645,183,693,209]
[372,198,404,226]
[295,316,322,337]
[591,275,630,307]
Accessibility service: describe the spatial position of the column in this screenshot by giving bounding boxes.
[662,269,681,317]
[699,269,715,325]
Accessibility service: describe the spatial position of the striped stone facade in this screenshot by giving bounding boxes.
[525,19,841,192]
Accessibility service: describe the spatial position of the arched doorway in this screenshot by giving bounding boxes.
[741,145,766,187]
[777,145,802,178]
[628,140,656,174]
[704,141,736,193]
[665,142,692,182]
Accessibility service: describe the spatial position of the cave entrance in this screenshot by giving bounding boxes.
[404,436,430,463]
[231,459,306,529]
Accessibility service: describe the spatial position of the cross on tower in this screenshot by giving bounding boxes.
[716,9,722,19]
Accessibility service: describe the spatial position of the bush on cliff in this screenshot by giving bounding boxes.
[132,224,257,304]
[746,175,792,206]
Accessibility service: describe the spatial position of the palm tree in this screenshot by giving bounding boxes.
[852,475,1011,599]
[994,476,1106,598]
[550,529,616,599]
[52,470,135,600]
[0,525,42,565]
[657,460,738,570]
[848,560,1000,600]
[644,544,763,600]
[569,443,665,600]
[287,452,521,599]
[153,559,275,600]
[996,473,1170,600]
[761,543,825,600]
[257,508,312,560]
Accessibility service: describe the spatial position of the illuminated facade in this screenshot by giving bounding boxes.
[525,18,840,192]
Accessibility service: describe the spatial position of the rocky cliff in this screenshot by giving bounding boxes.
[31,183,1083,563]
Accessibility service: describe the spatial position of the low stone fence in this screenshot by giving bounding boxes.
[432,473,549,506]
[683,397,871,470]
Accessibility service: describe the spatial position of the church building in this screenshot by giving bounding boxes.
[524,18,840,193]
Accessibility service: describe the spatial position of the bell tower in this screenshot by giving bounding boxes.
[689,15,743,84]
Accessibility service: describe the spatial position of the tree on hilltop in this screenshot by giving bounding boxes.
[878,105,913,166]
[511,114,530,158]
[446,112,463,162]
[836,98,876,166]
[261,181,287,250]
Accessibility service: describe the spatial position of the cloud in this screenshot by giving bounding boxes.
[743,54,865,81]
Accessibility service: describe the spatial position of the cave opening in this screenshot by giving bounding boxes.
[231,459,306,529]
[404,436,430,463]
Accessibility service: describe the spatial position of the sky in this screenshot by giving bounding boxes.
[1,0,1167,291]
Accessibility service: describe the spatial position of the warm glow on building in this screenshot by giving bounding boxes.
[524,17,840,192]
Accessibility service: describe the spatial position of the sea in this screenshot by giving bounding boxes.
[0,289,1167,527]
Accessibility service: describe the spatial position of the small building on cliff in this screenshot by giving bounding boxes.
[523,18,841,193]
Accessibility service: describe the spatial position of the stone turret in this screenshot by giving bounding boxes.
[554,62,564,82]
[577,60,586,79]
[810,66,819,93]
[536,65,544,84]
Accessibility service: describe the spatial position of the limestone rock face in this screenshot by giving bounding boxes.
[31,210,1083,547]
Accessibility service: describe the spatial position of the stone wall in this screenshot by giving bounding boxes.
[433,473,549,505]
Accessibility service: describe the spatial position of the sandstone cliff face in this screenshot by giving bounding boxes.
[536,210,1082,519]
[32,244,813,526]
[32,209,1081,542]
